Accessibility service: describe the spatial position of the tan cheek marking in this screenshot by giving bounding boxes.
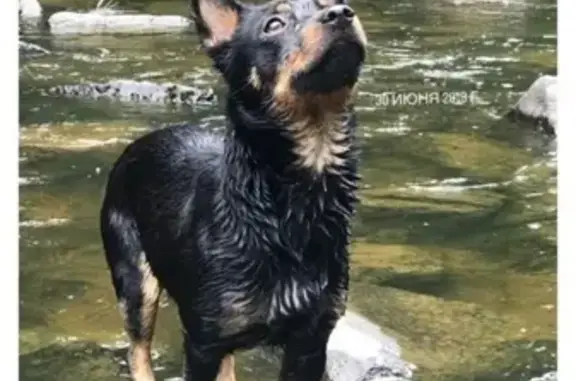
[199,0,239,46]
[273,23,325,108]
[279,23,325,79]
[216,355,237,381]
[272,52,305,116]
[301,23,325,55]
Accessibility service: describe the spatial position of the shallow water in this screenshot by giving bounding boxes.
[19,0,557,380]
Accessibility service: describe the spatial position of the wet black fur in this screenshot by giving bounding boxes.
[100,0,364,380]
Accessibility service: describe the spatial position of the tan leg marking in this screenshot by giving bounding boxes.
[216,355,237,381]
[119,252,161,381]
[129,342,156,381]
[138,253,161,339]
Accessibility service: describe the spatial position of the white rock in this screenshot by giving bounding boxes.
[510,75,557,133]
[326,311,415,381]
[529,371,557,381]
[19,0,42,19]
[48,9,192,35]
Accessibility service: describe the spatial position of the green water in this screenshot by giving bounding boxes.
[19,0,557,380]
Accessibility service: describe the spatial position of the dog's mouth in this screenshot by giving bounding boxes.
[292,36,365,94]
[287,9,367,95]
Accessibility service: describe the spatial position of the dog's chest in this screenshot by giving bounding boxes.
[220,236,346,338]
[273,176,355,254]
[215,172,357,337]
[217,268,329,337]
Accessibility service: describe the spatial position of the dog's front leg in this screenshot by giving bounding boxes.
[279,315,336,381]
[182,335,234,381]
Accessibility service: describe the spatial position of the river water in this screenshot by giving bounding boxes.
[19,0,557,380]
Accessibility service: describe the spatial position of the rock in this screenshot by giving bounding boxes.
[326,311,415,381]
[252,310,415,381]
[48,9,192,35]
[19,0,193,35]
[19,0,42,20]
[508,75,557,135]
[48,79,216,106]
[529,371,557,381]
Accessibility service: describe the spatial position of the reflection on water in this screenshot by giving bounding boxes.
[19,0,557,380]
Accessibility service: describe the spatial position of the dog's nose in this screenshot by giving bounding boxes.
[320,5,355,27]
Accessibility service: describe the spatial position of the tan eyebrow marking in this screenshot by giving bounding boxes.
[275,2,292,13]
[316,0,335,7]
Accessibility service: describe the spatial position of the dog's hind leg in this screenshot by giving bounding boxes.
[101,209,161,381]
[119,252,161,381]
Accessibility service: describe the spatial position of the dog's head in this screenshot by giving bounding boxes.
[189,0,367,122]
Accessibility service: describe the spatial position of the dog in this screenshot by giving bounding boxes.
[99,0,367,380]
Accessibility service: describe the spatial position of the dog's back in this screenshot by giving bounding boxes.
[102,125,222,241]
[101,124,224,291]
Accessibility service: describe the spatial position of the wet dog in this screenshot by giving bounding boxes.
[99,0,367,380]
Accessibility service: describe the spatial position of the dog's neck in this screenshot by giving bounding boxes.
[224,94,356,177]
[215,95,359,261]
[224,96,295,175]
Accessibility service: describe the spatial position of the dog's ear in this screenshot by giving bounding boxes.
[189,0,244,49]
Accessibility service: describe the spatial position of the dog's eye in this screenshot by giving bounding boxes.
[263,16,286,35]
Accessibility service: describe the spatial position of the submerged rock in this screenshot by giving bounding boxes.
[19,40,51,56]
[508,75,557,135]
[326,311,415,381]
[48,9,191,35]
[48,80,216,106]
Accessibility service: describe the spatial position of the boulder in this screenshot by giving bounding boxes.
[48,9,191,35]
[326,311,415,381]
[48,79,216,106]
[19,0,42,20]
[508,75,557,135]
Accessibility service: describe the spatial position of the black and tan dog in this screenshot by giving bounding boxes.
[99,0,367,380]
